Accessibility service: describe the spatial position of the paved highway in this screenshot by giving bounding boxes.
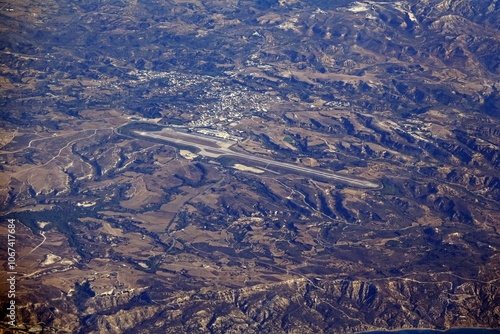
[135,130,380,188]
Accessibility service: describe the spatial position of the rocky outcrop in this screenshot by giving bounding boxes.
[48,277,497,333]
[1,0,499,333]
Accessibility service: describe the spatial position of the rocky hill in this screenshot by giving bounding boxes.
[0,0,499,333]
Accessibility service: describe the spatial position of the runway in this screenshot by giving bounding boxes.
[133,128,379,188]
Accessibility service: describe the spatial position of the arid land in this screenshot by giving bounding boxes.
[0,0,499,332]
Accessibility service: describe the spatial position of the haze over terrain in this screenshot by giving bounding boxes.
[0,0,499,333]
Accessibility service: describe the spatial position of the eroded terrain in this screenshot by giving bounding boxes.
[0,0,499,333]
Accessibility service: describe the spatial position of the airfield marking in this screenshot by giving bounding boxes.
[134,129,379,188]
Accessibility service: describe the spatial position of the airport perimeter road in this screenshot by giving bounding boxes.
[136,130,380,188]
